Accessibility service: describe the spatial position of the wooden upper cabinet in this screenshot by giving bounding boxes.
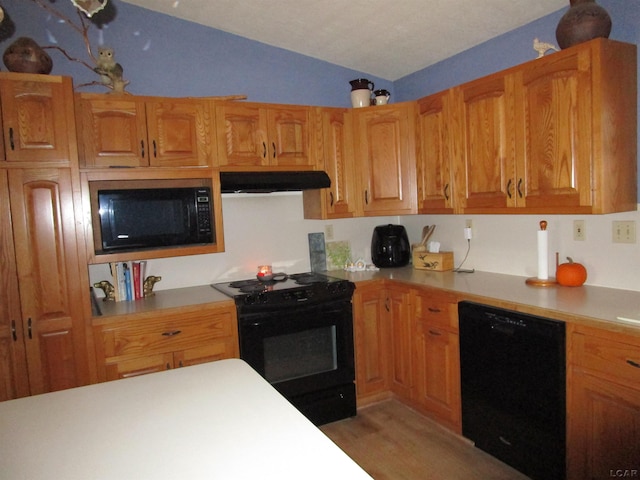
[454,73,517,211]
[517,45,593,211]
[76,94,213,168]
[519,39,637,214]
[0,73,74,164]
[8,168,90,395]
[303,107,358,219]
[354,102,417,216]
[454,38,636,214]
[215,101,312,168]
[416,91,455,213]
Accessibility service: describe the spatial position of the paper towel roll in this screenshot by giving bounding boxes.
[537,229,548,280]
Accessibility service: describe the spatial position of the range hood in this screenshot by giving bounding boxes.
[220,171,331,193]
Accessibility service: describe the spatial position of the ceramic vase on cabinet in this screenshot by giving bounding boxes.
[555,0,611,49]
[349,78,374,108]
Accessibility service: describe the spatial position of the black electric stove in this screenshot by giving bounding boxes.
[212,272,357,426]
[212,272,354,312]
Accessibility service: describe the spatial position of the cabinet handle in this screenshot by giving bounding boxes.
[161,330,182,337]
[428,329,442,336]
[427,307,441,313]
[517,178,523,198]
[365,190,369,205]
[262,142,267,158]
[9,128,15,150]
[166,363,171,370]
[385,298,390,312]
[11,320,17,342]
[627,359,640,369]
[329,191,334,207]
[272,142,276,159]
[179,360,184,368]
[444,183,450,201]
[153,140,157,158]
[140,140,145,158]
[506,179,513,199]
[27,318,32,340]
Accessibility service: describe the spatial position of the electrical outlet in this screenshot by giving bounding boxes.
[612,221,636,243]
[464,219,473,240]
[573,220,586,241]
[325,224,334,241]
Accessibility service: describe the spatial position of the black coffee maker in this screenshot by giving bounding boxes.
[371,224,410,268]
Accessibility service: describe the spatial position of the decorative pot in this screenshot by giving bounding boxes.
[3,37,52,74]
[555,0,611,49]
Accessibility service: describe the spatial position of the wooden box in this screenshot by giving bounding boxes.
[412,251,454,271]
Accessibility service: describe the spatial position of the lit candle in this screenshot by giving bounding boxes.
[257,265,273,281]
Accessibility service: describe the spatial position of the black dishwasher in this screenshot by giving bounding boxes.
[458,301,566,480]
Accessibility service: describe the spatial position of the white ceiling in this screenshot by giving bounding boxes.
[121,0,567,80]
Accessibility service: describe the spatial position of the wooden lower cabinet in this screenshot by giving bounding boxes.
[567,326,640,480]
[410,288,461,432]
[387,284,413,399]
[352,282,391,403]
[94,304,239,382]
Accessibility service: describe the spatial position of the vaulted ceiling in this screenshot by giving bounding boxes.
[121,0,568,80]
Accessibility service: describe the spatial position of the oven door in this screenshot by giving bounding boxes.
[238,299,355,398]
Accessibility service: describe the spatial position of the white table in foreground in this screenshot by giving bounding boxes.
[0,359,371,479]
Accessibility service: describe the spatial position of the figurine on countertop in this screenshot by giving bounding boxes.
[533,38,559,58]
[143,275,162,297]
[93,280,115,301]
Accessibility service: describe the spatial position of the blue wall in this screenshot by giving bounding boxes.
[3,0,638,190]
[2,0,393,106]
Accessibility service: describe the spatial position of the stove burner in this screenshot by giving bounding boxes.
[229,279,261,289]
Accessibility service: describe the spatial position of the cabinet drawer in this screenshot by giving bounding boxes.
[101,310,235,359]
[413,291,458,331]
[573,332,640,384]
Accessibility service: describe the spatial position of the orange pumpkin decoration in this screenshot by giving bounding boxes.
[556,257,587,286]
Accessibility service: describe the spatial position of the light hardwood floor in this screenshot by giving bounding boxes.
[320,399,530,480]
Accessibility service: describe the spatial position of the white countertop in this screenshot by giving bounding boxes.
[331,268,640,333]
[0,359,372,480]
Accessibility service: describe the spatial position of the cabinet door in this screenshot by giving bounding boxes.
[411,289,461,431]
[215,102,268,167]
[76,95,149,167]
[145,99,213,167]
[173,341,237,368]
[517,48,592,210]
[355,103,417,215]
[0,171,30,400]
[416,91,455,213]
[455,74,517,211]
[0,75,73,164]
[569,372,640,480]
[105,352,173,381]
[387,285,412,399]
[267,106,312,166]
[303,108,357,219]
[8,168,89,394]
[352,284,390,402]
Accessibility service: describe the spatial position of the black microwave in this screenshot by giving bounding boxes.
[97,186,214,252]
